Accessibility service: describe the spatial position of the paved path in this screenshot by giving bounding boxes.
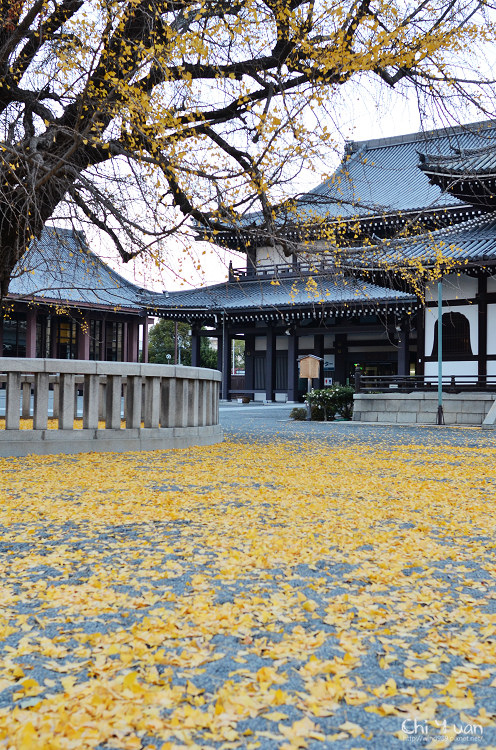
[219,402,496,447]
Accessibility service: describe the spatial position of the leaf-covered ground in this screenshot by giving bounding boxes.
[1,435,496,749]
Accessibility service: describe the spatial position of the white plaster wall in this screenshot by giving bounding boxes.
[487,275,496,293]
[486,361,496,376]
[298,335,314,349]
[424,304,478,356]
[425,274,478,302]
[276,336,289,351]
[487,304,496,354]
[255,337,267,351]
[424,360,478,377]
[256,245,289,267]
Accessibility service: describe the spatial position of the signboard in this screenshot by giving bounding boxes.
[323,355,335,370]
[324,377,333,386]
[299,355,321,379]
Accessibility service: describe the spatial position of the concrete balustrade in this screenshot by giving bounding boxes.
[0,359,222,457]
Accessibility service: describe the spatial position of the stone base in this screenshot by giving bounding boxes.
[0,425,223,457]
[353,392,496,426]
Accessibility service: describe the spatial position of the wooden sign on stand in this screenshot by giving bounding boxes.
[298,355,323,420]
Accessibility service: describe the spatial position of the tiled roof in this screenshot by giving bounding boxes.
[148,274,416,318]
[345,213,496,269]
[419,145,496,177]
[233,120,496,233]
[292,120,496,222]
[8,227,146,311]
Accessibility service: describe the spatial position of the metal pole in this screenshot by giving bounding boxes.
[306,378,312,420]
[222,312,226,400]
[436,278,444,425]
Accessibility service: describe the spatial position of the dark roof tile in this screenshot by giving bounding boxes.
[8,227,146,310]
[148,274,416,315]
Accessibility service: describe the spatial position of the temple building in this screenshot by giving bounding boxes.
[149,119,496,401]
[4,120,496,404]
[2,227,150,362]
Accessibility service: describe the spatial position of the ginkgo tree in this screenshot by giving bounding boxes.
[1,0,494,297]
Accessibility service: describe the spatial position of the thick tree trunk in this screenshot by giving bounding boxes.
[0,145,83,298]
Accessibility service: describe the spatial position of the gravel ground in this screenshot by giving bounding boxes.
[219,402,496,448]
[1,408,496,749]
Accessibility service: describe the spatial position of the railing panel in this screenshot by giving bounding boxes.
[160,377,175,428]
[144,377,160,428]
[188,380,199,427]
[83,374,99,429]
[205,380,213,426]
[356,373,496,394]
[59,374,75,430]
[177,378,188,428]
[0,359,222,456]
[34,373,49,430]
[125,376,142,429]
[6,372,21,430]
[199,380,207,427]
[106,375,122,430]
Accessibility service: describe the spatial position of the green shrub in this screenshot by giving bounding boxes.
[304,385,355,421]
[334,385,355,420]
[311,405,325,421]
[289,406,325,421]
[290,407,307,420]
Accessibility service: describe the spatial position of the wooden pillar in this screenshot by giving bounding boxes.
[265,326,276,402]
[26,309,37,358]
[77,315,90,360]
[191,324,201,367]
[416,307,425,377]
[127,320,139,362]
[244,333,255,398]
[287,333,298,402]
[99,318,106,361]
[478,276,487,381]
[0,317,3,356]
[49,317,58,359]
[123,321,128,362]
[334,333,348,385]
[397,328,410,376]
[217,335,223,372]
[221,320,231,400]
[314,333,325,388]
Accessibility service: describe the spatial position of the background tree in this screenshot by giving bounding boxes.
[1,0,495,297]
[232,339,245,373]
[148,319,217,367]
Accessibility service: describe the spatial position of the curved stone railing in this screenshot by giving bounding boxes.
[0,359,222,457]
